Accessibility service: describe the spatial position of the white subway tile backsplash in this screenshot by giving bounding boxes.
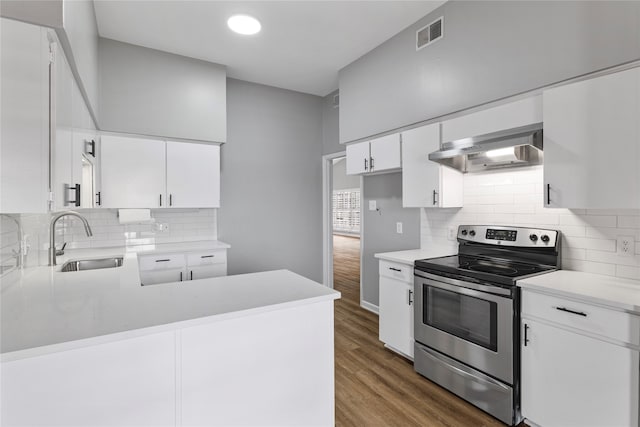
[420,166,640,281]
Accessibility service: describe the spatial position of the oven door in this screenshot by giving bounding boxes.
[414,270,514,384]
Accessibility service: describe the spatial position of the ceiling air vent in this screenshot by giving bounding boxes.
[416,16,443,50]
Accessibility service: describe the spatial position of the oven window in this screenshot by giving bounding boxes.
[424,285,498,352]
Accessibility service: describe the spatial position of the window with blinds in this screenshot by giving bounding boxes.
[332,189,360,234]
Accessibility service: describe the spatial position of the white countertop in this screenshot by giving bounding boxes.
[1,241,339,361]
[518,270,640,314]
[374,247,456,265]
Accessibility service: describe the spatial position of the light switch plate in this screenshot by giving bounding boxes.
[396,222,403,234]
[369,200,377,211]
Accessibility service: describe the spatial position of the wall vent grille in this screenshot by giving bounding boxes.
[416,16,444,50]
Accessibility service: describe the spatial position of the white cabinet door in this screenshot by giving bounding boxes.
[521,319,639,427]
[379,276,413,358]
[52,41,75,211]
[402,124,463,208]
[0,19,49,213]
[166,142,220,208]
[543,68,640,208]
[369,133,401,172]
[346,141,370,175]
[140,268,185,286]
[100,135,166,208]
[188,264,226,280]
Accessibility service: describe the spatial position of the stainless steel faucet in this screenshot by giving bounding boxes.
[49,211,93,266]
[0,214,24,268]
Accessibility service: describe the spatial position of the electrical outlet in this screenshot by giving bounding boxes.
[448,227,456,241]
[369,200,377,211]
[617,236,635,257]
[396,222,403,234]
[155,223,169,233]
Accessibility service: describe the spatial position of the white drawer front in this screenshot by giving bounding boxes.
[140,268,185,286]
[522,290,640,346]
[379,260,413,283]
[138,253,185,271]
[186,250,226,266]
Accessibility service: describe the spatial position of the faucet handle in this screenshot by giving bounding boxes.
[55,242,67,256]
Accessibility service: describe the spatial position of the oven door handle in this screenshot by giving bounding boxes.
[414,270,512,298]
[416,343,510,392]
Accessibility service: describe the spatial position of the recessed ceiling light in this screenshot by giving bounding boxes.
[227,14,261,35]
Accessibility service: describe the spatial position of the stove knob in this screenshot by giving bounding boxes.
[541,235,550,243]
[461,229,468,236]
[469,230,476,237]
[529,234,538,242]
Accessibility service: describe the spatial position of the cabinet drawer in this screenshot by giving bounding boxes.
[522,290,640,346]
[379,260,413,283]
[189,264,226,280]
[138,253,185,271]
[186,250,226,266]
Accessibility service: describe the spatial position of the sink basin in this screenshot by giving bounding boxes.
[61,257,124,272]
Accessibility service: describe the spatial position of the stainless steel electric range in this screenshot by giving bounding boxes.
[413,225,561,426]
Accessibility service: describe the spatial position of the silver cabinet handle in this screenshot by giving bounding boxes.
[180,271,183,281]
[432,190,438,206]
[159,194,162,207]
[155,259,171,262]
[408,289,413,305]
[370,157,374,170]
[389,267,402,272]
[523,323,530,346]
[364,158,368,171]
[68,184,81,207]
[201,255,215,259]
[169,194,172,206]
[190,270,193,280]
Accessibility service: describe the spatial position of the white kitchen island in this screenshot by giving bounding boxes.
[1,249,340,427]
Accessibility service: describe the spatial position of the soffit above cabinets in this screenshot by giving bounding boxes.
[93,0,446,96]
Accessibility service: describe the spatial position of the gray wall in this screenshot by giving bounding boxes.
[98,38,226,142]
[220,78,324,282]
[362,173,420,306]
[339,0,640,143]
[0,0,63,28]
[332,158,359,191]
[322,90,341,155]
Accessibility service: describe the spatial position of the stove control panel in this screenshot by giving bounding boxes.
[458,225,559,248]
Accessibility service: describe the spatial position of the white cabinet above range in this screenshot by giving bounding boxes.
[100,134,221,209]
[346,133,401,175]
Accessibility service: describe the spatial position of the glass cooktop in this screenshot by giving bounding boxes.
[415,254,556,286]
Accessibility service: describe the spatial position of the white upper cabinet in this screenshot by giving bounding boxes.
[0,19,50,214]
[346,141,371,175]
[369,134,401,172]
[402,124,463,208]
[346,133,401,175]
[166,142,220,208]
[442,96,542,143]
[101,135,222,209]
[543,67,640,209]
[100,135,167,208]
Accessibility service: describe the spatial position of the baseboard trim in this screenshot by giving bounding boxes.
[383,344,414,362]
[360,300,379,315]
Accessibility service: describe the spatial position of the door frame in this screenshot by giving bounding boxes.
[322,152,344,288]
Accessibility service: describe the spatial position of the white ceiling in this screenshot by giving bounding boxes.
[93,1,445,96]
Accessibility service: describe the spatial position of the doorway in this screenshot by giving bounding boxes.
[322,153,362,305]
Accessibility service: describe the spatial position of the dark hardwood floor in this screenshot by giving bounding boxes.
[332,234,506,427]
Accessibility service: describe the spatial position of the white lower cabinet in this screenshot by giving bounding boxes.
[378,260,414,358]
[521,289,640,427]
[139,249,227,286]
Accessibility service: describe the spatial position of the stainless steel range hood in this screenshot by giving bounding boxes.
[428,123,544,173]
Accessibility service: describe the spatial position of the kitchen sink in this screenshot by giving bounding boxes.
[60,257,124,272]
